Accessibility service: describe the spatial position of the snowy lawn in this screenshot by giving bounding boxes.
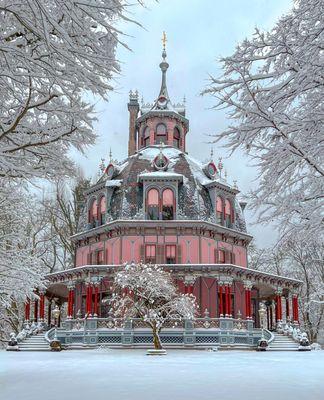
[1,349,324,400]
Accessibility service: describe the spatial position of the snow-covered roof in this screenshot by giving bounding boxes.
[138,171,183,182]
[105,179,123,188]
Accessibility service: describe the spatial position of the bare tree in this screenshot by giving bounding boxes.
[204,0,324,241]
[0,0,142,180]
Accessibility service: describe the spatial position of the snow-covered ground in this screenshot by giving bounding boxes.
[1,349,324,400]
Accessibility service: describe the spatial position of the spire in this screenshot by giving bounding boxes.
[155,31,170,109]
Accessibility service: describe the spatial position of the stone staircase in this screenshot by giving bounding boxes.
[267,333,299,351]
[18,332,50,351]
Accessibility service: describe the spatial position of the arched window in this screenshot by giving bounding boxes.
[88,198,98,225]
[216,196,223,225]
[143,126,150,147]
[155,123,167,145]
[225,199,232,228]
[147,188,159,220]
[99,196,106,225]
[173,127,181,148]
[162,188,174,220]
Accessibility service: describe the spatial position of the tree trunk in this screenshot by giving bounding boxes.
[152,324,163,350]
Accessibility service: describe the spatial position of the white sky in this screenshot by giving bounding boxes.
[72,0,294,247]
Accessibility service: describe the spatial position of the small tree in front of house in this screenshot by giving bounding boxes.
[112,263,197,350]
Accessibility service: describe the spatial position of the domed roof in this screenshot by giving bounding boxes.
[84,146,247,233]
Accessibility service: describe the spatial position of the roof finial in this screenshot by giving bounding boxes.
[109,148,112,163]
[210,148,214,161]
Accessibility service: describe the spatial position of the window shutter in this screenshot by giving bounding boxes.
[225,250,231,264]
[87,253,91,265]
[214,248,218,263]
[177,244,182,264]
[156,244,165,264]
[140,244,145,263]
[105,249,109,264]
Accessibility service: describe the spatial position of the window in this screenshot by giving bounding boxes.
[99,196,106,225]
[145,245,156,264]
[155,123,167,145]
[162,189,174,220]
[173,127,181,148]
[216,196,223,224]
[147,189,160,220]
[225,199,232,228]
[88,199,98,224]
[165,245,176,264]
[142,126,150,147]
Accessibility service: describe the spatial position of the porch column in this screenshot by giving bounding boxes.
[275,288,283,323]
[67,286,75,319]
[218,283,224,317]
[244,281,252,319]
[224,281,233,318]
[292,294,299,324]
[93,283,99,317]
[86,283,93,317]
[33,299,38,322]
[24,299,30,322]
[39,292,45,321]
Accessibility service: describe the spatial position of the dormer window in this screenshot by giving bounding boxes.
[147,188,159,220]
[162,188,174,220]
[173,127,181,148]
[225,199,233,228]
[155,123,167,145]
[99,196,106,225]
[146,187,175,220]
[88,198,98,225]
[216,196,223,224]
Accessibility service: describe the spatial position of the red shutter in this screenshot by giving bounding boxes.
[156,244,165,264]
[140,244,145,263]
[214,248,218,263]
[225,250,231,264]
[177,244,182,264]
[87,252,91,265]
[105,248,109,264]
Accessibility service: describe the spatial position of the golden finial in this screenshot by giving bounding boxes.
[162,31,167,51]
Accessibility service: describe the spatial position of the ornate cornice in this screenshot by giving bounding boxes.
[71,219,253,243]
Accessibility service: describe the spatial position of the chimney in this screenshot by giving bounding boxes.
[127,90,139,156]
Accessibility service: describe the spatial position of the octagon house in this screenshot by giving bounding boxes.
[24,43,302,349]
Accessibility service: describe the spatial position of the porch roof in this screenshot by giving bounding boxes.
[45,263,303,290]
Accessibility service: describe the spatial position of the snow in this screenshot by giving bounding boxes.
[138,171,183,179]
[1,349,324,400]
[105,179,123,187]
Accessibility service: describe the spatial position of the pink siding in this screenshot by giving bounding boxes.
[121,236,143,263]
[218,241,233,251]
[178,236,199,263]
[165,235,177,243]
[233,245,247,267]
[200,238,216,263]
[200,278,217,318]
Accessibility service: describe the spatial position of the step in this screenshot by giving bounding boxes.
[267,348,298,351]
[19,348,50,351]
